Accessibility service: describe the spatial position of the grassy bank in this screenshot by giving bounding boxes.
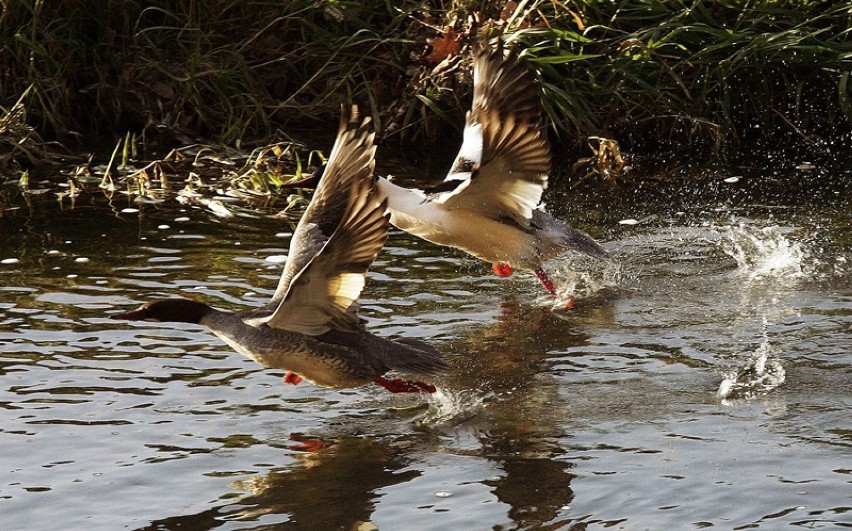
[1,0,851,177]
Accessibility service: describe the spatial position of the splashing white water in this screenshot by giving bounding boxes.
[549,254,622,299]
[717,334,786,404]
[418,388,488,429]
[720,223,806,280]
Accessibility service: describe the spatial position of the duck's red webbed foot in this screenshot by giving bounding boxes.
[284,371,303,385]
[373,375,436,394]
[493,263,513,277]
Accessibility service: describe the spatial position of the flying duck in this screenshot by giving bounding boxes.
[289,43,610,296]
[110,106,447,394]
[375,42,610,295]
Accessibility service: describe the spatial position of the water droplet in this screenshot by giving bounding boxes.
[75,257,90,263]
[619,218,639,225]
[67,274,78,279]
[121,208,139,213]
[158,224,170,230]
[47,250,59,255]
[174,217,190,222]
[1,258,19,264]
[723,176,740,183]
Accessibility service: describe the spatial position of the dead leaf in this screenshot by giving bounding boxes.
[426,28,460,64]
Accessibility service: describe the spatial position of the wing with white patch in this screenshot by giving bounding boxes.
[438,110,550,228]
[444,42,543,184]
[265,106,388,335]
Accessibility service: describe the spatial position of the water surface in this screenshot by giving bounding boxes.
[1,171,850,529]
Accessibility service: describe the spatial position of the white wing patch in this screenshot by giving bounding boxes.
[444,122,483,182]
[435,112,549,226]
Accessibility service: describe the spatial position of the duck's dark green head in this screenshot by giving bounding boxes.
[110,298,211,324]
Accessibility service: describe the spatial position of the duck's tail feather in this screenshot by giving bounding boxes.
[373,336,448,377]
[531,210,610,261]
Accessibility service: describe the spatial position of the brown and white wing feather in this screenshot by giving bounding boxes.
[268,107,369,306]
[265,106,388,335]
[444,42,543,184]
[437,110,550,228]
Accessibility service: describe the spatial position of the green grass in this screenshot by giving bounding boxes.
[1,0,850,174]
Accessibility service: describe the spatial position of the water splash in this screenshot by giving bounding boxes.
[548,254,622,299]
[416,388,488,429]
[717,333,786,404]
[720,223,806,281]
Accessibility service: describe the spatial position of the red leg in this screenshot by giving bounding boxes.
[373,375,436,394]
[284,371,303,385]
[493,263,514,277]
[534,267,557,295]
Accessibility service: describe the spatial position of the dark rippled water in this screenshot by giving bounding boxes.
[1,172,850,530]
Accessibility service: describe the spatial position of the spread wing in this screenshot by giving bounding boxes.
[443,41,544,183]
[437,110,550,228]
[264,106,389,335]
[435,42,550,228]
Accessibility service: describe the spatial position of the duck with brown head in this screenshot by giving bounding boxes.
[110,106,446,394]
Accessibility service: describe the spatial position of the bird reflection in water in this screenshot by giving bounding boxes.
[139,436,417,530]
[429,294,617,528]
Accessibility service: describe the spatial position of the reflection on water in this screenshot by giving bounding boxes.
[0,176,850,530]
[143,436,419,530]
